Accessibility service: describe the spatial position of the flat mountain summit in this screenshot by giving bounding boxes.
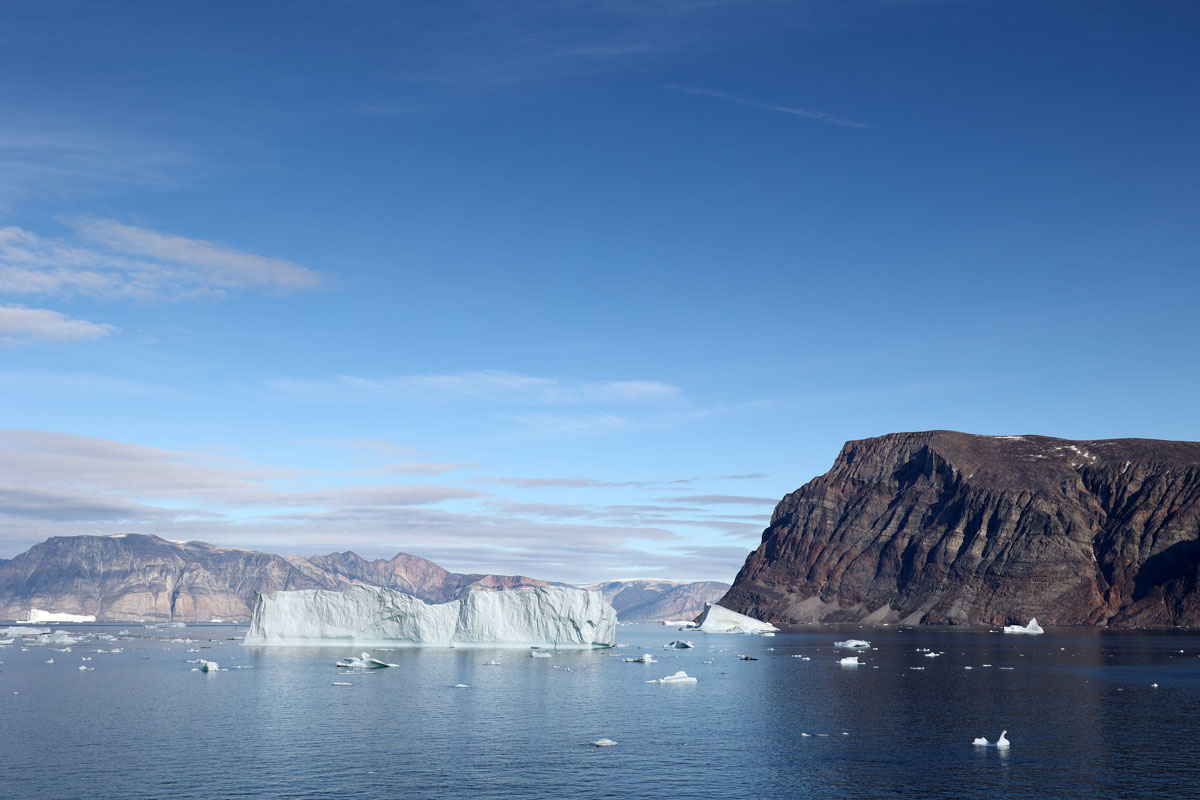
[720,431,1200,627]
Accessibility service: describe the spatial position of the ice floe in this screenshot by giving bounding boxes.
[646,670,697,684]
[621,653,657,663]
[335,652,397,669]
[839,656,862,666]
[666,640,694,649]
[590,738,618,747]
[834,639,871,649]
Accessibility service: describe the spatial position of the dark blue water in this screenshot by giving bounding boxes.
[3,622,1200,799]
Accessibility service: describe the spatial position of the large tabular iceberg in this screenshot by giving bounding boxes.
[694,602,778,634]
[19,609,96,624]
[243,585,617,648]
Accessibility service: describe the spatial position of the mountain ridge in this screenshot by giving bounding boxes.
[720,431,1200,627]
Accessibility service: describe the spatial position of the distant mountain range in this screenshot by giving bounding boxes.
[582,578,729,622]
[0,534,553,622]
[0,534,727,623]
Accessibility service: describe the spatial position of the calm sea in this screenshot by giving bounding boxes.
[2,621,1199,799]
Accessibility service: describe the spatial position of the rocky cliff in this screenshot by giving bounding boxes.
[720,431,1200,627]
[583,579,729,621]
[0,534,550,621]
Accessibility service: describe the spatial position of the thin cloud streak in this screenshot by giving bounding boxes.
[0,305,114,343]
[664,84,875,129]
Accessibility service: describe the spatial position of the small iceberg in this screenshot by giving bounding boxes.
[453,683,470,689]
[482,660,500,666]
[332,681,352,686]
[335,652,398,669]
[834,639,871,649]
[972,737,989,746]
[590,738,618,747]
[1003,618,1044,635]
[530,650,553,658]
[22,609,96,624]
[666,640,694,649]
[839,656,862,666]
[646,670,698,684]
[996,730,1010,748]
[621,653,656,663]
[694,603,778,634]
[78,665,94,671]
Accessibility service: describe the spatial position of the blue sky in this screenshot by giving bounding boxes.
[1,1,1197,582]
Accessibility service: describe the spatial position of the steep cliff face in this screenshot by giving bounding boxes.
[0,535,554,621]
[584,579,730,621]
[721,432,1200,627]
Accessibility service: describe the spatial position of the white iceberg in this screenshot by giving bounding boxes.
[335,652,397,669]
[20,609,96,624]
[662,620,696,628]
[972,737,989,746]
[198,659,219,672]
[834,639,871,649]
[646,670,697,684]
[590,738,618,747]
[530,650,552,658]
[621,653,657,663]
[996,730,1010,748]
[666,640,694,649]
[34,632,81,645]
[839,656,862,666]
[694,603,778,634]
[244,585,616,648]
[1003,618,1044,635]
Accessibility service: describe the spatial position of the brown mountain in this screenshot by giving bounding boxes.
[0,534,549,621]
[583,579,729,622]
[720,431,1200,628]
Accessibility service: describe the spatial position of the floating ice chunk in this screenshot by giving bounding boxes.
[646,670,697,684]
[332,681,352,686]
[996,730,1010,748]
[972,737,989,746]
[924,652,940,658]
[3,627,48,637]
[198,659,219,672]
[482,660,500,666]
[245,585,616,648]
[738,654,758,661]
[1151,682,1159,688]
[839,656,862,666]
[662,620,696,628]
[621,653,656,663]
[335,652,397,669]
[666,640,694,649]
[44,658,54,663]
[531,650,552,658]
[694,603,778,634]
[834,639,871,649]
[453,683,470,688]
[760,632,775,637]
[1003,618,1044,635]
[590,738,618,747]
[35,632,80,645]
[78,665,94,671]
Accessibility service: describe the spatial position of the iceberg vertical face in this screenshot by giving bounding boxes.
[243,585,617,648]
[695,602,778,634]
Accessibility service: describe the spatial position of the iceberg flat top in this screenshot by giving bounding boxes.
[244,585,616,648]
[23,609,96,623]
[695,602,778,634]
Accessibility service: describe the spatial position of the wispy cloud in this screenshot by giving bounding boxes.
[0,220,320,302]
[659,494,778,505]
[0,305,114,343]
[663,84,874,129]
[263,370,683,406]
[0,429,756,583]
